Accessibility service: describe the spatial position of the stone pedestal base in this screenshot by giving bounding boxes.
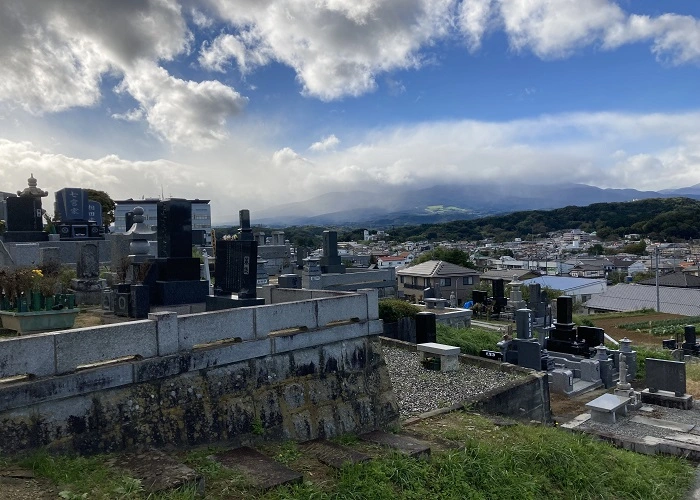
[205,295,265,311]
[70,279,106,306]
[641,389,693,409]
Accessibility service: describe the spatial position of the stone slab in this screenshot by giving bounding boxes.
[0,363,133,412]
[0,333,56,378]
[213,446,302,490]
[111,448,203,494]
[560,413,591,429]
[664,433,700,447]
[303,440,370,469]
[630,415,695,433]
[417,343,460,356]
[585,393,630,412]
[359,431,431,458]
[53,320,157,374]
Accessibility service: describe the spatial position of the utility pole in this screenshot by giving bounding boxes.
[655,245,660,312]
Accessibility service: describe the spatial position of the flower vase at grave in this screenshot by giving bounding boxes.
[31,291,42,312]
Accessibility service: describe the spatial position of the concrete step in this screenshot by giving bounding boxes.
[360,431,431,458]
[302,440,371,469]
[108,448,203,494]
[213,446,303,491]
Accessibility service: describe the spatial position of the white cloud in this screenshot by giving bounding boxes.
[309,135,340,152]
[116,62,247,149]
[205,0,455,100]
[5,110,700,222]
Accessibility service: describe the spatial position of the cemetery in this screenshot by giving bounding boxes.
[0,177,700,497]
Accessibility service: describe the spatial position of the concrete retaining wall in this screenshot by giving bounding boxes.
[0,290,397,454]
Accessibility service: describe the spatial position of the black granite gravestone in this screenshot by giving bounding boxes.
[54,188,103,239]
[207,210,264,310]
[157,199,192,258]
[320,230,345,274]
[4,196,47,242]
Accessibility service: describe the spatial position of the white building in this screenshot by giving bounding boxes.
[114,198,212,246]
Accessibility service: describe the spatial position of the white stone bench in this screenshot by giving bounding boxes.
[424,298,447,310]
[585,393,631,424]
[417,342,460,372]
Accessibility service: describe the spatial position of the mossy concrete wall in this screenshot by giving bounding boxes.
[0,290,398,454]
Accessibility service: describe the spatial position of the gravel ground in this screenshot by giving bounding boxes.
[579,401,700,439]
[382,346,523,419]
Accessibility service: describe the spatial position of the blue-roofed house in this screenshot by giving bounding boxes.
[522,276,607,303]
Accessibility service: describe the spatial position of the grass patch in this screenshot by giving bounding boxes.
[436,324,501,356]
[16,449,146,499]
[7,413,696,499]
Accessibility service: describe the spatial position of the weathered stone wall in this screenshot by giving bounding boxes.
[0,290,398,454]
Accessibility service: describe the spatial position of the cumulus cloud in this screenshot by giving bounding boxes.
[0,0,246,149]
[309,135,340,152]
[116,62,247,149]
[205,0,454,100]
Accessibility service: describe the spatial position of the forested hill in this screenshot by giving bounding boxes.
[387,197,700,242]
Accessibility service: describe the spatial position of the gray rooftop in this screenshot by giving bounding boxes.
[584,283,700,316]
[397,260,480,278]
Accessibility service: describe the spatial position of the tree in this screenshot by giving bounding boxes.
[85,189,116,226]
[412,248,475,269]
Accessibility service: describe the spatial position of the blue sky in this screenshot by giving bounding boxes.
[1,0,700,223]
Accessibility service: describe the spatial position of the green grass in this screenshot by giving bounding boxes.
[436,324,501,356]
[9,411,696,499]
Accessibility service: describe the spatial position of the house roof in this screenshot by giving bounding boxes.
[397,260,480,278]
[378,256,406,262]
[637,271,700,288]
[522,276,606,292]
[584,284,700,316]
[481,269,537,281]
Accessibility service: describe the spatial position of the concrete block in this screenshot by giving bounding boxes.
[270,289,313,304]
[358,289,379,320]
[317,295,368,326]
[0,363,133,412]
[0,333,56,378]
[271,322,369,354]
[54,321,157,374]
[579,359,601,382]
[149,311,179,356]
[255,300,318,338]
[292,349,321,377]
[178,308,255,348]
[133,353,192,383]
[190,339,271,371]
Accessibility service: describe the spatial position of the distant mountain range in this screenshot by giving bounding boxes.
[242,183,700,228]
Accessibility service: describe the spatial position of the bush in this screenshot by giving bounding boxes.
[436,324,502,356]
[378,299,420,323]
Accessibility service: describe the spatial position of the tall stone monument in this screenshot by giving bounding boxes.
[320,230,345,274]
[4,174,49,242]
[55,187,103,239]
[207,209,264,310]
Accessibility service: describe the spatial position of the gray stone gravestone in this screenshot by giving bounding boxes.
[77,243,100,279]
[39,247,60,269]
[641,358,693,409]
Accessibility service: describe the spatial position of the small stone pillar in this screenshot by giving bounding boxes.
[302,257,322,289]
